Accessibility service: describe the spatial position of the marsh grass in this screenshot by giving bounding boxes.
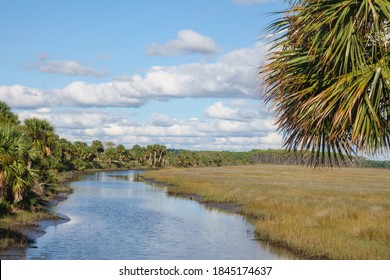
[0,228,29,249]
[0,210,54,250]
[142,165,390,259]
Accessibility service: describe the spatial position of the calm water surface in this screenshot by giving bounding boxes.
[21,170,286,260]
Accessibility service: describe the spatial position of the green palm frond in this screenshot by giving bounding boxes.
[261,0,390,166]
[9,162,37,203]
[23,118,55,157]
[0,124,38,202]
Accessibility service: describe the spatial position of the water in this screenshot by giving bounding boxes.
[20,170,286,259]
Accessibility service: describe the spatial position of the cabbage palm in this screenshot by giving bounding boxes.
[0,124,37,203]
[262,0,390,166]
[0,101,19,125]
[23,118,55,158]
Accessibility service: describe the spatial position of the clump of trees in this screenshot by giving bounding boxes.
[0,101,60,210]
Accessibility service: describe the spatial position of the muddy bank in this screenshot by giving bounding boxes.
[0,214,71,260]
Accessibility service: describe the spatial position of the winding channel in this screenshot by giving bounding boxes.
[13,170,291,259]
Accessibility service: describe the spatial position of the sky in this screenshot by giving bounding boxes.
[1,0,387,158]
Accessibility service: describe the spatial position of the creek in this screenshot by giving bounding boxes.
[19,170,287,259]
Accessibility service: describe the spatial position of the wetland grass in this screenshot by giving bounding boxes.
[0,210,55,250]
[142,165,390,259]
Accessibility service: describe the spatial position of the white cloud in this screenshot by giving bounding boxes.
[220,43,268,68]
[2,43,269,109]
[204,102,239,120]
[18,109,128,130]
[204,100,269,122]
[147,30,220,56]
[149,113,176,127]
[27,60,108,77]
[15,101,280,151]
[36,107,51,112]
[0,85,53,108]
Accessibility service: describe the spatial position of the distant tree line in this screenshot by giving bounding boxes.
[1,101,388,211]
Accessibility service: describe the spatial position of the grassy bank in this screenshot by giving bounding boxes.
[141,165,390,259]
[0,211,54,250]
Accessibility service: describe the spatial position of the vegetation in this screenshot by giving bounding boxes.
[1,0,389,258]
[142,165,390,259]
[0,99,389,252]
[0,210,56,250]
[1,99,389,210]
[0,124,37,203]
[261,0,390,166]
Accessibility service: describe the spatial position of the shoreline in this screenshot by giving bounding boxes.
[140,166,390,260]
[0,171,80,259]
[2,167,316,260]
[140,176,299,260]
[0,167,153,259]
[141,177,242,214]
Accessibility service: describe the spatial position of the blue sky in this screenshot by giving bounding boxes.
[2,0,386,158]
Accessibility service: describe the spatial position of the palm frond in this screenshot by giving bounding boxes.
[261,0,390,166]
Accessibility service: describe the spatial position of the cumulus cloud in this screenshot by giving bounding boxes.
[149,113,176,127]
[147,30,220,56]
[204,102,240,120]
[26,60,108,77]
[0,83,143,108]
[204,100,270,122]
[18,109,128,130]
[0,85,53,109]
[2,42,268,109]
[15,100,281,151]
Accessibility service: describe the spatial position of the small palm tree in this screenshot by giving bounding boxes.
[23,118,55,158]
[0,101,20,125]
[261,0,390,165]
[0,124,37,203]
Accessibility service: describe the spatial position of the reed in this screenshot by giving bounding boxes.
[142,165,390,259]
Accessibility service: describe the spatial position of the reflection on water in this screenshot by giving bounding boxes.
[17,170,293,260]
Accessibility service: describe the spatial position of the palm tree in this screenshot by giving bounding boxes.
[0,124,37,203]
[91,140,104,161]
[130,144,146,164]
[104,147,116,165]
[54,138,75,171]
[115,144,126,161]
[261,0,390,166]
[23,118,56,158]
[0,101,20,125]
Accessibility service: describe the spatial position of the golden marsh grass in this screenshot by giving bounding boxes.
[142,165,390,259]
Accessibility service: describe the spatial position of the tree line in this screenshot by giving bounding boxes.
[1,101,388,211]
